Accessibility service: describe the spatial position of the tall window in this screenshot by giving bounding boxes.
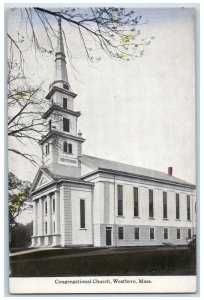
[49,119,52,131]
[68,143,72,154]
[150,228,154,240]
[63,141,68,153]
[177,228,181,239]
[63,98,67,109]
[45,201,47,215]
[80,199,85,228]
[176,194,180,220]
[135,227,139,240]
[45,222,47,234]
[52,197,55,214]
[188,229,191,239]
[117,185,123,216]
[53,221,55,233]
[63,118,70,132]
[163,191,167,219]
[149,189,154,218]
[45,144,50,155]
[164,228,168,240]
[118,227,124,240]
[133,187,139,217]
[187,195,191,220]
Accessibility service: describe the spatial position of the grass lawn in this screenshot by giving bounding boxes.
[10,247,196,277]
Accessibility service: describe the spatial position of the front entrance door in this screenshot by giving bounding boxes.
[106,227,112,246]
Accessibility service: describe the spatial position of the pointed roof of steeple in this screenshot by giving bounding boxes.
[52,18,69,89]
[56,18,65,55]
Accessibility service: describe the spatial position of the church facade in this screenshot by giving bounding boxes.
[31,20,196,248]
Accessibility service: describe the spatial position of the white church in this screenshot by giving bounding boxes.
[31,19,196,248]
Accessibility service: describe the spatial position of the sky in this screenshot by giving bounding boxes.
[7,7,196,186]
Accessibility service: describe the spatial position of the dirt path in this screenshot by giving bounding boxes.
[9,247,62,257]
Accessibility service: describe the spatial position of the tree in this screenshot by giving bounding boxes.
[10,222,33,249]
[8,61,49,164]
[7,7,154,68]
[9,172,32,232]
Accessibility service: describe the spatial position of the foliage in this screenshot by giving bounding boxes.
[9,222,33,249]
[9,172,32,232]
[7,7,154,68]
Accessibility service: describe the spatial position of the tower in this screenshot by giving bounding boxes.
[40,18,85,177]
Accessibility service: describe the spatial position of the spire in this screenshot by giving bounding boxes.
[52,18,69,88]
[56,18,65,54]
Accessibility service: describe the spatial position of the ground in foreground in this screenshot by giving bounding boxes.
[10,246,196,277]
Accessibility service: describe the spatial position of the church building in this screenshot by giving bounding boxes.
[31,19,196,248]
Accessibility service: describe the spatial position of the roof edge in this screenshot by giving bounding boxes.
[81,168,196,189]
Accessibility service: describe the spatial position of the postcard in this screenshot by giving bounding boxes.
[7,5,196,294]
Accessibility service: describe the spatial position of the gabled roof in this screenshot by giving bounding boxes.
[80,155,195,188]
[31,166,94,195]
[30,167,54,193]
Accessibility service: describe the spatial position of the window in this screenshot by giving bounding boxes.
[63,141,72,154]
[45,222,47,234]
[45,201,47,215]
[149,189,154,218]
[63,141,68,153]
[63,118,70,132]
[45,144,50,155]
[163,191,167,219]
[68,143,72,154]
[135,227,139,240]
[187,195,191,220]
[63,84,69,90]
[63,98,67,109]
[176,194,180,220]
[53,221,55,233]
[117,185,123,216]
[177,228,181,239]
[150,228,154,240]
[49,119,52,131]
[118,227,124,240]
[80,199,85,228]
[188,229,191,239]
[52,197,55,214]
[164,228,168,240]
[133,187,139,217]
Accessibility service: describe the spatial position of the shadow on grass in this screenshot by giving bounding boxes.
[10,247,196,277]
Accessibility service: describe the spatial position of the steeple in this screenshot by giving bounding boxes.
[52,18,69,89]
[40,17,85,178]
